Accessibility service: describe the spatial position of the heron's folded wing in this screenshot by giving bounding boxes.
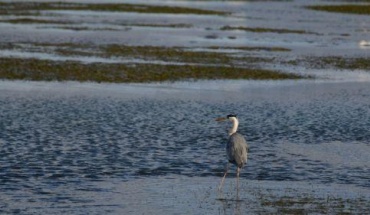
[227,133,248,167]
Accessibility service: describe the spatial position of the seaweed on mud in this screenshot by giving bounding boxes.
[287,56,370,70]
[0,58,303,83]
[306,5,370,15]
[102,45,233,64]
[0,18,72,24]
[258,194,370,214]
[119,23,193,28]
[0,41,308,82]
[220,26,321,35]
[0,2,228,15]
[208,46,291,52]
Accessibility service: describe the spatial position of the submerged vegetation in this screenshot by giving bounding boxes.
[0,18,71,24]
[287,56,370,70]
[307,5,370,15]
[258,194,370,214]
[315,57,370,70]
[2,42,288,63]
[2,42,369,83]
[221,26,319,35]
[208,46,291,52]
[0,2,228,16]
[0,42,304,82]
[102,45,234,64]
[0,57,302,83]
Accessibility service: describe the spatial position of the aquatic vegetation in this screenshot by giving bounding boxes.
[0,18,71,24]
[208,46,291,52]
[120,23,193,28]
[0,58,303,82]
[318,57,370,70]
[102,45,233,64]
[307,5,370,15]
[0,42,305,82]
[221,25,320,35]
[260,195,370,214]
[287,56,370,70]
[25,43,283,64]
[1,43,291,62]
[0,2,228,16]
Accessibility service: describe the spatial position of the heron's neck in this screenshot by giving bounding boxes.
[229,118,239,136]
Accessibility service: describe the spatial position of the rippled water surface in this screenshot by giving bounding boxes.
[1,80,369,214]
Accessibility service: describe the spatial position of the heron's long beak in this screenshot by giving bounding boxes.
[215,117,227,122]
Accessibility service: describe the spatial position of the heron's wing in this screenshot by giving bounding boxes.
[227,133,248,168]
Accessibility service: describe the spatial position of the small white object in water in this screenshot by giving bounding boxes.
[359,40,370,48]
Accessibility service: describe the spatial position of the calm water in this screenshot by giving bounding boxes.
[0,80,369,213]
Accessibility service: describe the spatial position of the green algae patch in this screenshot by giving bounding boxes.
[307,5,370,15]
[0,58,303,83]
[0,2,228,16]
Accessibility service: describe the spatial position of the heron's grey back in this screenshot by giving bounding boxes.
[226,133,248,168]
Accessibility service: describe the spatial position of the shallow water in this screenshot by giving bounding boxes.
[1,0,369,55]
[0,80,369,213]
[1,0,370,213]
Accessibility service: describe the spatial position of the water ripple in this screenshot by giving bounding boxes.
[0,81,369,196]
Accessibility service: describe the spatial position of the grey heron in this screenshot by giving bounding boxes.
[216,114,248,192]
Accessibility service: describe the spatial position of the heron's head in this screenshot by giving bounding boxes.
[227,114,237,120]
[216,114,239,135]
[215,114,237,122]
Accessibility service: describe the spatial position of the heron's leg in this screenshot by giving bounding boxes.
[236,167,240,187]
[218,163,229,192]
[236,167,240,199]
